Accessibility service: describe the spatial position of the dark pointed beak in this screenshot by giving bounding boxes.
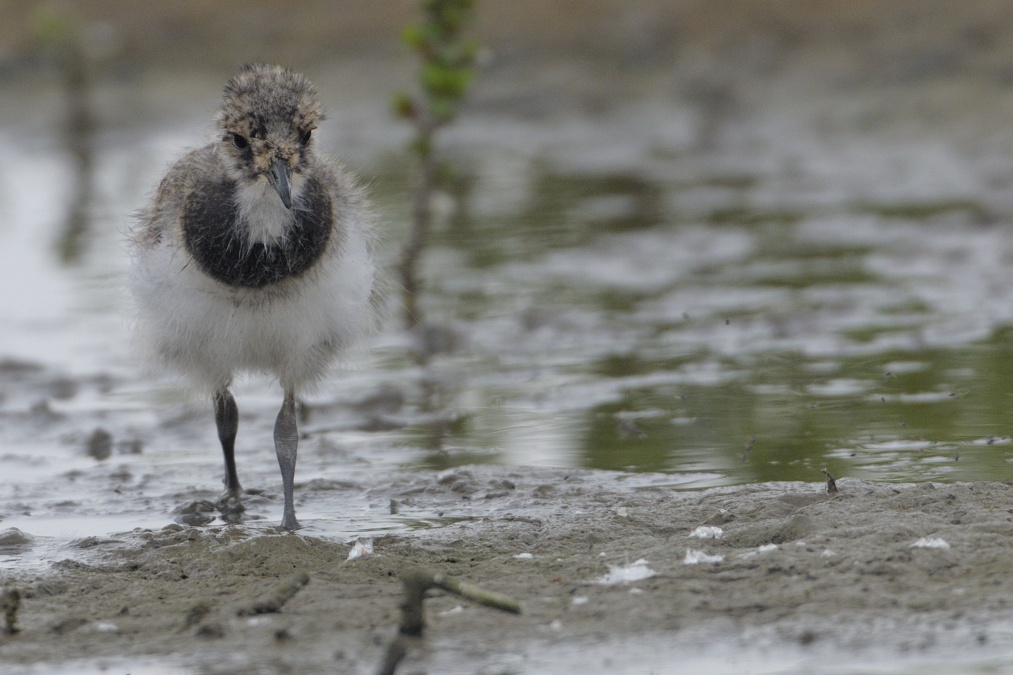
[267,158,293,209]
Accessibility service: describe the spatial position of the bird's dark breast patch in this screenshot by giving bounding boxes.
[182,176,332,288]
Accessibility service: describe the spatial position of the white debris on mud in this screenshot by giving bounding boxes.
[596,558,657,584]
[910,537,950,550]
[688,526,724,539]
[684,548,724,565]
[345,537,374,561]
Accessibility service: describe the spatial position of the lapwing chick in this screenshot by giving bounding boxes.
[130,64,377,529]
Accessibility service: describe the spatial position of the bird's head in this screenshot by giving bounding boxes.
[216,64,324,209]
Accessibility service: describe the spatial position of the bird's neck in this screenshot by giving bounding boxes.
[236,176,304,245]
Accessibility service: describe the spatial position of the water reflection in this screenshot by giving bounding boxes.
[56,46,96,264]
[390,332,1013,487]
[362,150,1013,488]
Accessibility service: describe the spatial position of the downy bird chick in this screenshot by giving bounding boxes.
[130,64,378,529]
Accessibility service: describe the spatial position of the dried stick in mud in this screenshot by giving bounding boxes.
[236,572,310,616]
[377,569,521,675]
[1,587,21,635]
[822,468,838,495]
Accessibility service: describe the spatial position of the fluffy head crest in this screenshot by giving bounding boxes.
[217,64,324,138]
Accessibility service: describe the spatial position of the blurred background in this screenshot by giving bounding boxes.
[6,0,1013,531]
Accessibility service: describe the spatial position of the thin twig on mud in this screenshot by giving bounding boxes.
[822,468,838,495]
[1,587,21,635]
[236,572,310,616]
[376,636,409,675]
[179,601,212,631]
[377,569,521,675]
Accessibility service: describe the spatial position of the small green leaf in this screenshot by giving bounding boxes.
[430,97,456,124]
[392,93,417,119]
[422,64,473,98]
[401,24,426,50]
[411,136,432,157]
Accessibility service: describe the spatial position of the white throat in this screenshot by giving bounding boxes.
[236,176,304,245]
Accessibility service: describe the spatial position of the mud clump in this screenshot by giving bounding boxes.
[85,428,114,460]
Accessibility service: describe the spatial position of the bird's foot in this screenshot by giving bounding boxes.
[216,490,246,523]
[280,510,302,531]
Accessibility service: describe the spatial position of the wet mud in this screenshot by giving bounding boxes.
[3,470,1013,673]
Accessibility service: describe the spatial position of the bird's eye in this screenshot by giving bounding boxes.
[232,134,249,149]
[298,129,312,146]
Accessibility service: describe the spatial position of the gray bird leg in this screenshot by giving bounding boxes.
[274,389,301,530]
[213,388,245,518]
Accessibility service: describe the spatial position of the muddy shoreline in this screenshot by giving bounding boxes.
[2,469,1013,673]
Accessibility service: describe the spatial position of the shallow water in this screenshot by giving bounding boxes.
[4,69,1013,568]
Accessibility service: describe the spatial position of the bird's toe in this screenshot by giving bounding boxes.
[216,490,247,517]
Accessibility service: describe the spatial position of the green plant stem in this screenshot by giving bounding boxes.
[396,0,477,329]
